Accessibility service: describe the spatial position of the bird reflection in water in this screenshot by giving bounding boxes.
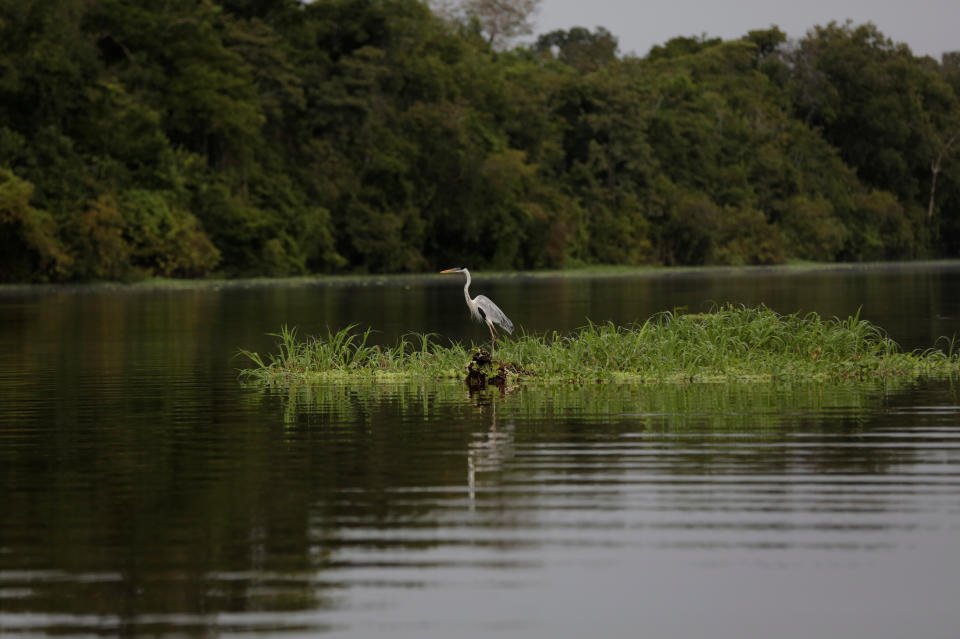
[467,394,515,511]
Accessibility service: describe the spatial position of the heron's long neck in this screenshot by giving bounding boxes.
[462,269,472,305]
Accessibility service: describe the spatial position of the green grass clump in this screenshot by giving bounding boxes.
[239,305,960,384]
[238,325,472,383]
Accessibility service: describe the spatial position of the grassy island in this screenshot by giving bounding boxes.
[239,306,960,385]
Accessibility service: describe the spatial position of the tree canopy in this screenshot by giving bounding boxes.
[1,2,958,282]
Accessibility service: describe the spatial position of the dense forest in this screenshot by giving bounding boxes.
[1,0,959,282]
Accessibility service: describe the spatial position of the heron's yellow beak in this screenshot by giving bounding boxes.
[440,268,457,274]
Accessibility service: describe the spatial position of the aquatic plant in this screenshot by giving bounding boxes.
[238,325,471,383]
[238,306,960,384]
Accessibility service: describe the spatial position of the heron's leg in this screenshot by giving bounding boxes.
[487,322,498,350]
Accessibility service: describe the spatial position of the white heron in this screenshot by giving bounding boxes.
[440,267,514,349]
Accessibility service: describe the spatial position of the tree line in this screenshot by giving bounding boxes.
[1,0,958,282]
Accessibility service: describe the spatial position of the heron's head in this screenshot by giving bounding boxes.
[440,267,466,274]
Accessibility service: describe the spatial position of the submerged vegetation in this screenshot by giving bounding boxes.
[239,306,960,385]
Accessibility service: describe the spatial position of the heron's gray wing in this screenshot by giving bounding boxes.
[473,295,514,333]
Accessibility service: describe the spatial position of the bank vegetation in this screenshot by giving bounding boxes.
[2,1,959,282]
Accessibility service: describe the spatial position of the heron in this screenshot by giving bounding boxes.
[440,267,514,349]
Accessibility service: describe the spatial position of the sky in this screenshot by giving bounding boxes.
[531,0,957,60]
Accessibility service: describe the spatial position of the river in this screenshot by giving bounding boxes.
[2,263,960,637]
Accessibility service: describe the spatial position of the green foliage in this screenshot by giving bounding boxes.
[648,35,724,60]
[119,189,221,277]
[239,324,471,383]
[240,306,960,384]
[783,21,960,253]
[742,27,787,61]
[779,196,848,261]
[68,194,132,280]
[0,169,71,281]
[845,190,917,260]
[1,2,959,282]
[534,26,619,73]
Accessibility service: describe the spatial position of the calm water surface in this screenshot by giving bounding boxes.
[3,264,960,637]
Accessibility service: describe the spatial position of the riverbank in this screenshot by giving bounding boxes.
[7,259,960,295]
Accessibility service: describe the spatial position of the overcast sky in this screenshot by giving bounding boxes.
[531,0,957,60]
